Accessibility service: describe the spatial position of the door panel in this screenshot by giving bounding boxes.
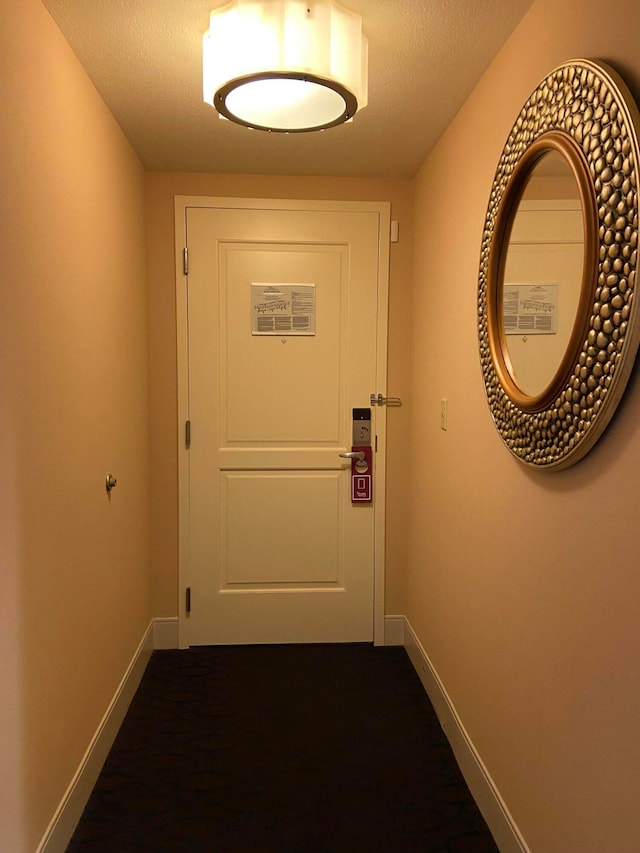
[220,244,345,443]
[181,201,388,646]
[222,471,341,586]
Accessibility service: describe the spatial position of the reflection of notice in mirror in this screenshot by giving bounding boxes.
[251,283,316,335]
[503,283,558,334]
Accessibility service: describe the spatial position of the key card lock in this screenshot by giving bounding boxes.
[352,407,371,447]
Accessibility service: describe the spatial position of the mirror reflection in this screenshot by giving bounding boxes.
[501,150,584,397]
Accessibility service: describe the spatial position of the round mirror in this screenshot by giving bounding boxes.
[478,60,640,470]
[487,133,597,413]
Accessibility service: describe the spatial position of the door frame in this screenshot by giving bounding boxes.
[174,196,390,648]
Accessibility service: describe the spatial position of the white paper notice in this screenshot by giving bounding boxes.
[251,283,316,335]
[503,283,558,335]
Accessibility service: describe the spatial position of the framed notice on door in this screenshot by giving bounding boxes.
[251,283,316,335]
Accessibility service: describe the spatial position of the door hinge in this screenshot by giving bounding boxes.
[185,419,191,448]
[183,247,189,275]
[375,434,378,453]
[186,586,191,614]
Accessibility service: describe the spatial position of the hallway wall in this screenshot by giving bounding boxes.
[407,0,640,850]
[145,172,413,621]
[0,1,151,849]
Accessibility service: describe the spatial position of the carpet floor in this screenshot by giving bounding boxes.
[67,644,499,852]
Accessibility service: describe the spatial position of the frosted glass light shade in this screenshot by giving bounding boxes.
[203,0,368,132]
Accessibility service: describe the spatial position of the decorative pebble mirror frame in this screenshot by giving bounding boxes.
[478,59,640,470]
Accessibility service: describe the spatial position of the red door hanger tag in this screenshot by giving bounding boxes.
[350,445,372,503]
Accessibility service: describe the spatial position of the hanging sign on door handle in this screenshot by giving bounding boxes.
[338,408,373,503]
[339,447,373,502]
[352,446,373,502]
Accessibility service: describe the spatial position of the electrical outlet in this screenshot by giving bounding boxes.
[440,399,448,430]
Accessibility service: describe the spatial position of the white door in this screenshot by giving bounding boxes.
[176,198,389,646]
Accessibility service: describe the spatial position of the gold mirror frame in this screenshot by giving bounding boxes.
[478,60,640,470]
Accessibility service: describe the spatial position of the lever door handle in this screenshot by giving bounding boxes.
[339,451,366,460]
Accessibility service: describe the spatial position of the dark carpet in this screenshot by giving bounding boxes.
[67,644,499,852]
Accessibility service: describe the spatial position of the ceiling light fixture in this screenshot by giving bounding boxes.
[203,0,368,133]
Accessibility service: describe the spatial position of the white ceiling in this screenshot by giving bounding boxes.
[42,0,534,179]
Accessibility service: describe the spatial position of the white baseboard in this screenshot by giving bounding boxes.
[37,614,526,853]
[401,616,530,853]
[383,614,405,646]
[153,616,179,649]
[37,620,155,853]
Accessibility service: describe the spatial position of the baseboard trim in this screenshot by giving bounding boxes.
[401,616,530,853]
[37,621,155,853]
[153,616,179,649]
[383,614,405,646]
[38,615,526,852]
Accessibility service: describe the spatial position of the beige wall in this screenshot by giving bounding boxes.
[0,1,150,849]
[408,0,640,850]
[145,173,413,619]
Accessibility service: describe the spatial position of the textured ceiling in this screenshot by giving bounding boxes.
[41,0,535,178]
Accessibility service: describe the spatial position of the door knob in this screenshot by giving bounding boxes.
[339,451,366,460]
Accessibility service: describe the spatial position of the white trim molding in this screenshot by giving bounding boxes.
[174,196,390,649]
[153,616,179,650]
[401,616,530,853]
[37,620,161,853]
[39,615,526,852]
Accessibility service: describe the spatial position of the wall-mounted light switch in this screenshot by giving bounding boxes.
[440,399,448,431]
